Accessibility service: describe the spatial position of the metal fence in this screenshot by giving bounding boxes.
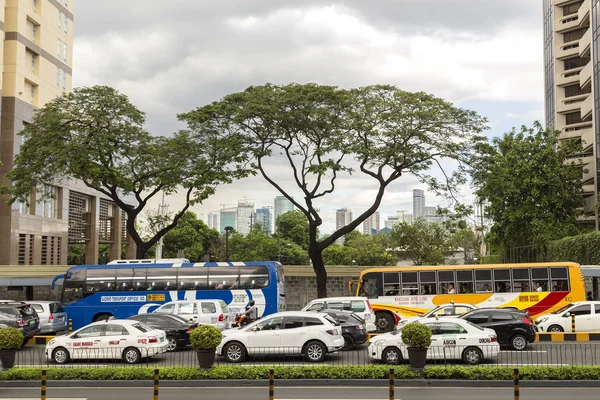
[8,342,600,369]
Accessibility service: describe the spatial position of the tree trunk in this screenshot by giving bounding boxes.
[136,245,149,260]
[309,245,328,298]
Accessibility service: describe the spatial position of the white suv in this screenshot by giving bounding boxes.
[301,297,377,332]
[535,301,600,332]
[217,311,344,363]
[151,300,231,330]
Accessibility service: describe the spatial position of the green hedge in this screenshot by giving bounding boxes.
[547,231,600,264]
[4,365,600,380]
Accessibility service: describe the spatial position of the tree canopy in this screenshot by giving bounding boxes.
[276,210,310,250]
[390,218,451,265]
[469,122,585,260]
[181,83,487,297]
[7,85,252,259]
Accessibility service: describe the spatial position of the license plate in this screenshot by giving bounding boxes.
[160,337,164,342]
[28,320,36,326]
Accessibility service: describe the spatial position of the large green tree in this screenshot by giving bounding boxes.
[390,218,452,265]
[180,83,487,297]
[322,232,395,266]
[6,86,252,259]
[160,211,220,261]
[276,210,310,250]
[224,225,309,264]
[470,122,585,259]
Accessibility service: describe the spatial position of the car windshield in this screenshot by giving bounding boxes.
[464,320,484,331]
[50,303,65,313]
[0,307,20,317]
[131,323,154,333]
[323,314,340,326]
[552,303,573,314]
[350,313,365,325]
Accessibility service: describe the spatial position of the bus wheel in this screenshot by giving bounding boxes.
[376,312,394,332]
[93,313,112,322]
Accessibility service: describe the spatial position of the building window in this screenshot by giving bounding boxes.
[564,56,590,70]
[565,83,591,97]
[32,24,37,42]
[57,39,61,59]
[65,0,68,7]
[58,12,62,32]
[63,43,67,62]
[56,67,60,88]
[565,111,582,125]
[62,70,66,92]
[563,2,583,16]
[35,185,59,219]
[30,52,36,74]
[563,27,587,42]
[64,17,68,34]
[33,0,37,13]
[30,85,35,104]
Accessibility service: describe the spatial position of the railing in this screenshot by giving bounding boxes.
[9,343,600,368]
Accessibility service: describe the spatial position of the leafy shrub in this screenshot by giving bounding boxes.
[189,325,222,350]
[401,322,432,348]
[0,328,23,349]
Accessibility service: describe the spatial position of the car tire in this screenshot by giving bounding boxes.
[303,340,326,362]
[223,342,246,363]
[462,347,484,365]
[166,336,178,352]
[382,347,402,365]
[342,334,355,350]
[376,312,395,333]
[547,325,564,333]
[52,347,70,364]
[93,313,113,322]
[122,347,141,364]
[511,334,528,351]
[20,338,28,348]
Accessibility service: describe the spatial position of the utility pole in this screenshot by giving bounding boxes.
[156,191,166,260]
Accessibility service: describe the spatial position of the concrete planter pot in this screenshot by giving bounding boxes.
[196,349,216,369]
[407,347,428,369]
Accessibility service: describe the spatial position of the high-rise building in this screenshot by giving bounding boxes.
[254,207,272,234]
[207,212,219,231]
[413,189,425,220]
[274,195,294,229]
[362,211,380,235]
[219,208,236,234]
[236,199,254,236]
[543,0,596,226]
[335,207,353,244]
[384,215,400,230]
[0,1,137,266]
[424,206,443,224]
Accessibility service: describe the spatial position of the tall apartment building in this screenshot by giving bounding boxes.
[0,1,138,267]
[543,0,598,227]
[362,211,380,235]
[335,207,353,244]
[274,195,294,229]
[236,199,254,236]
[207,212,219,231]
[219,208,236,234]
[254,207,272,234]
[413,189,425,220]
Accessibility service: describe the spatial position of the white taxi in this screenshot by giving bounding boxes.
[368,317,500,365]
[396,303,478,328]
[46,320,168,364]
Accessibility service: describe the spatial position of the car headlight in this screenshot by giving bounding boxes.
[48,339,55,346]
[374,339,387,346]
[537,317,548,324]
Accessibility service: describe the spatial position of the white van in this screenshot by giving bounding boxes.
[301,296,377,332]
[535,301,600,332]
[151,300,231,330]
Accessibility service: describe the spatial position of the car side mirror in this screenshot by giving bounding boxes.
[252,326,260,332]
[564,312,571,317]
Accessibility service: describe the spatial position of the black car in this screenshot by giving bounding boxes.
[127,313,197,351]
[320,309,368,349]
[0,303,41,346]
[459,308,536,350]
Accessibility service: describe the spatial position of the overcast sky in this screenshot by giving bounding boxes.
[73,1,543,234]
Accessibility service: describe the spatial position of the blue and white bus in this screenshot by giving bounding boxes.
[52,261,286,330]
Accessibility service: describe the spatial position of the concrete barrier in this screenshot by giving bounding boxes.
[26,336,55,345]
[537,332,600,342]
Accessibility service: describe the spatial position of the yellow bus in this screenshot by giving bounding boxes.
[352,262,585,332]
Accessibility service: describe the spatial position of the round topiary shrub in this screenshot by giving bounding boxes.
[401,321,432,348]
[0,327,24,350]
[189,325,223,350]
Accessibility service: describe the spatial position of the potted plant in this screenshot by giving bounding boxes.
[189,325,223,369]
[401,321,432,369]
[0,328,24,370]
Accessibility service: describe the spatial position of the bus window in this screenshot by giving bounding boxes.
[475,269,492,292]
[419,271,436,295]
[531,267,549,292]
[360,272,382,298]
[85,268,116,293]
[383,272,400,296]
[146,267,177,291]
[550,267,569,291]
[116,267,146,292]
[438,270,455,294]
[512,268,531,292]
[457,270,473,294]
[239,266,270,289]
[207,266,239,289]
[493,269,510,293]
[177,267,208,290]
[401,272,418,295]
[63,269,85,302]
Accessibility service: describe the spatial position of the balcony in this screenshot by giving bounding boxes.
[557,40,580,60]
[581,93,593,120]
[555,0,575,5]
[561,122,593,143]
[578,0,591,25]
[579,28,591,57]
[556,13,580,33]
[557,67,583,86]
[582,165,596,184]
[580,61,592,87]
[557,94,586,113]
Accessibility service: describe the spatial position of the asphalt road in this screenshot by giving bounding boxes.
[11,341,600,368]
[2,386,599,400]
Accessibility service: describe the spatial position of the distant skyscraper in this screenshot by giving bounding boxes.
[274,196,294,229]
[362,212,380,235]
[384,216,400,230]
[207,212,219,231]
[219,208,236,234]
[336,208,353,244]
[254,207,272,234]
[413,189,425,219]
[236,200,255,236]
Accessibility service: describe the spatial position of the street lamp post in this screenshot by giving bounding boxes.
[224,226,234,261]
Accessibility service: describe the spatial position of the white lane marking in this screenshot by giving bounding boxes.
[15,364,109,368]
[3,398,87,400]
[500,350,547,353]
[482,363,569,366]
